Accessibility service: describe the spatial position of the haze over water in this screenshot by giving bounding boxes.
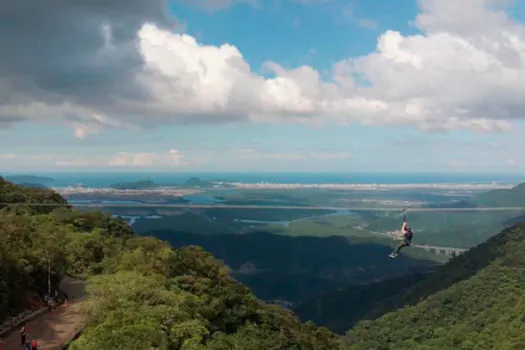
[9,172,525,188]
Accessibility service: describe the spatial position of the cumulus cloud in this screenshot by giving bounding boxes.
[108,149,185,167]
[0,150,187,169]
[1,0,524,137]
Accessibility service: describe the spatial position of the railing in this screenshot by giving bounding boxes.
[0,307,48,339]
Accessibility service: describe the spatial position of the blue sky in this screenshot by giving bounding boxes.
[2,0,525,173]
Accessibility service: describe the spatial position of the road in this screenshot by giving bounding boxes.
[1,277,86,350]
[2,202,525,212]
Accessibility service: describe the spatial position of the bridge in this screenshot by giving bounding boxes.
[411,244,468,257]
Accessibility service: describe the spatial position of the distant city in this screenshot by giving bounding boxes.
[54,181,513,195]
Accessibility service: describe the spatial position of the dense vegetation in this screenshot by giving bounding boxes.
[294,272,430,334]
[0,176,343,348]
[149,230,439,303]
[344,223,525,349]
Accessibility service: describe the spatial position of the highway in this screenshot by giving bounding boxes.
[1,202,525,212]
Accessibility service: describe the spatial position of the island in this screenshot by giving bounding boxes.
[5,174,55,184]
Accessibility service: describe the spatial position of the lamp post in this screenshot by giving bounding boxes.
[47,257,51,296]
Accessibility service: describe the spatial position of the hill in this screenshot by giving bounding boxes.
[146,230,439,303]
[0,177,69,213]
[474,182,525,207]
[344,223,525,349]
[5,174,55,184]
[17,183,48,189]
[294,272,430,334]
[0,176,343,348]
[182,177,214,188]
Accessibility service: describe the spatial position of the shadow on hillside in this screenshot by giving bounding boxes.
[145,230,439,303]
[294,272,431,334]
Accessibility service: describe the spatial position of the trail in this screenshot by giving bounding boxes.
[1,277,86,350]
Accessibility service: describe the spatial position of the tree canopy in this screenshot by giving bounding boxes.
[344,223,525,349]
[0,176,342,349]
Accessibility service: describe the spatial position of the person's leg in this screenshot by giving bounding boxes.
[394,242,408,255]
[393,243,401,255]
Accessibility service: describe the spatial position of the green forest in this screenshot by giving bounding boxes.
[3,175,525,349]
[0,177,342,349]
[344,222,525,349]
[297,221,525,348]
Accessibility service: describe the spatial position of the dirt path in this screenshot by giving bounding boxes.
[1,276,86,350]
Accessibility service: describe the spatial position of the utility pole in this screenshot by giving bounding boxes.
[47,257,51,296]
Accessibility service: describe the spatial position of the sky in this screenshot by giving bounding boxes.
[2,0,525,173]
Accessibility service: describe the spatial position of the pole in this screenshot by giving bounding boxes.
[48,257,51,296]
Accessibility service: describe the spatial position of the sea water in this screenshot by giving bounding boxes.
[5,172,524,188]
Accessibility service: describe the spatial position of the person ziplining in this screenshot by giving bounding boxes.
[389,215,413,258]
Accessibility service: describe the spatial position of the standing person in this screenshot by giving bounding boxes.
[47,299,53,313]
[31,338,38,350]
[20,325,27,346]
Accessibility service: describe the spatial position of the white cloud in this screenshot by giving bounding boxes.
[0,150,188,169]
[108,149,186,167]
[1,0,525,136]
[233,149,349,161]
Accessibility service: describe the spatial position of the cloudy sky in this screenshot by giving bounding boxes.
[1,0,525,173]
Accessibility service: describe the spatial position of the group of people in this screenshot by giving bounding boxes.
[44,290,68,312]
[20,325,37,350]
[18,290,68,349]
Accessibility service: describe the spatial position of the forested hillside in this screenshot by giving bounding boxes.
[0,177,342,349]
[149,230,438,303]
[294,272,430,334]
[344,223,525,349]
[474,182,525,207]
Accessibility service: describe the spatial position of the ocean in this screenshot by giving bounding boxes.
[4,172,524,188]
